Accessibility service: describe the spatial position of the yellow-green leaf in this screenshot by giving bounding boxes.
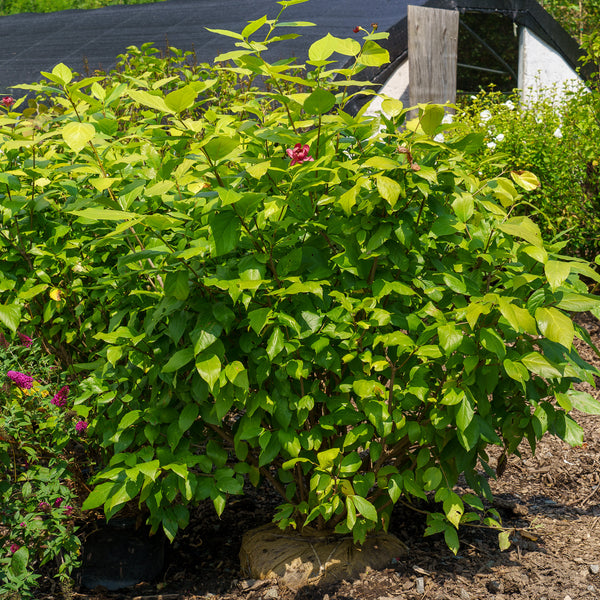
[535,307,574,349]
[62,122,95,153]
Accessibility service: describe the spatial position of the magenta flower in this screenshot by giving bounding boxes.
[75,420,88,434]
[9,543,19,553]
[7,370,33,389]
[17,332,33,347]
[53,497,63,508]
[20,522,25,527]
[51,385,69,408]
[65,505,73,516]
[286,143,314,166]
[38,501,50,511]
[1,96,15,108]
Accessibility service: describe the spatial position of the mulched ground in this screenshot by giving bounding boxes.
[44,314,600,600]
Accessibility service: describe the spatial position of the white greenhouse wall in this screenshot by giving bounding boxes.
[518,27,584,104]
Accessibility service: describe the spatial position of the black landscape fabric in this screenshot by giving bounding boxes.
[0,0,420,94]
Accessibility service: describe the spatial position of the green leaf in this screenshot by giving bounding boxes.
[266,327,284,360]
[438,323,462,355]
[195,353,221,389]
[205,27,245,40]
[0,303,21,332]
[535,307,574,349]
[479,328,506,359]
[521,352,562,379]
[456,396,474,431]
[544,260,571,291]
[443,491,464,528]
[165,84,197,113]
[225,361,249,390]
[452,193,474,222]
[242,15,268,38]
[376,174,401,208]
[69,208,138,221]
[346,496,357,529]
[511,170,540,191]
[351,495,378,522]
[82,481,118,510]
[568,390,600,414]
[497,216,544,248]
[444,524,459,554]
[339,452,362,476]
[209,211,241,256]
[62,122,95,153]
[423,466,442,491]
[203,135,240,162]
[127,89,173,113]
[420,104,445,137]
[317,447,340,469]
[498,530,511,551]
[357,40,390,67]
[164,271,190,301]
[308,33,338,61]
[10,546,29,577]
[162,348,195,373]
[304,88,336,115]
[52,62,73,84]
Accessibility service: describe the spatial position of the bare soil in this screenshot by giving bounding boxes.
[48,314,600,600]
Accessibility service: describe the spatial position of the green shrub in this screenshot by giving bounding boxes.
[1,1,600,561]
[0,0,163,16]
[456,84,600,260]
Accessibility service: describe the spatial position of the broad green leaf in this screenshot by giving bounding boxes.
[339,184,358,216]
[203,135,240,162]
[308,33,338,61]
[503,358,530,383]
[511,170,540,191]
[423,466,442,491]
[304,88,336,115]
[479,328,506,359]
[497,216,544,248]
[498,298,537,334]
[351,495,378,521]
[438,323,462,355]
[195,353,221,389]
[52,62,73,84]
[0,303,21,332]
[544,260,571,291]
[339,452,362,475]
[127,89,173,113]
[69,208,138,221]
[346,496,357,529]
[443,491,464,528]
[209,211,241,256]
[62,121,95,153]
[10,546,29,577]
[162,348,195,373]
[521,352,562,378]
[452,193,474,222]
[498,530,511,551]
[535,307,574,349]
[242,15,267,38]
[376,174,401,208]
[317,447,340,469]
[357,40,390,67]
[225,361,249,390]
[420,104,445,137]
[82,481,117,510]
[444,525,459,554]
[165,85,197,113]
[381,97,403,118]
[205,27,244,40]
[266,327,284,360]
[568,390,600,414]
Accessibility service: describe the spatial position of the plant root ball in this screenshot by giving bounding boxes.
[239,523,407,590]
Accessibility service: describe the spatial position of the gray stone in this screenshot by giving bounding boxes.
[415,577,425,594]
[589,564,600,575]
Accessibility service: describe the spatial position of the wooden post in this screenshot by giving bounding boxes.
[408,5,459,107]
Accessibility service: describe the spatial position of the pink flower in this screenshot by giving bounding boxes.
[9,544,19,553]
[38,501,50,511]
[65,505,73,516]
[1,96,15,108]
[286,143,314,166]
[17,332,33,347]
[20,522,25,527]
[7,370,33,389]
[75,421,88,434]
[51,386,69,408]
[53,497,63,508]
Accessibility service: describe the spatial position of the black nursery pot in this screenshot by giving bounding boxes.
[79,517,165,591]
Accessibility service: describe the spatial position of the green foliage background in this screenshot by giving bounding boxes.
[0,0,162,15]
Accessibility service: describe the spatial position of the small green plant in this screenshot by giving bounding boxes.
[0,334,92,599]
[1,0,600,562]
[456,84,600,260]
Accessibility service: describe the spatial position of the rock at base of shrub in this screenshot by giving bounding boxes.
[239,523,407,590]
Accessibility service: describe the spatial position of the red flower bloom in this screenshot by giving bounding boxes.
[1,96,15,108]
[286,143,314,166]
[7,370,33,389]
[353,26,360,33]
[75,420,88,434]
[9,544,19,554]
[51,385,69,408]
[17,332,33,347]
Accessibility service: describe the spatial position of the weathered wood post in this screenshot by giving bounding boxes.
[408,5,459,107]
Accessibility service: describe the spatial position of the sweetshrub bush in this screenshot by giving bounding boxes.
[1,0,600,557]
